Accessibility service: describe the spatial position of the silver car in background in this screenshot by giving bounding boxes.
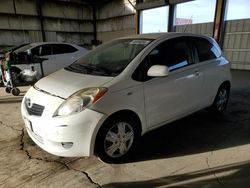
[11,42,88,76]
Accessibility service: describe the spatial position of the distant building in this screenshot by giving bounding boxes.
[176,18,193,25]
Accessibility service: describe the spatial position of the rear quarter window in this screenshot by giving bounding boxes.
[194,37,221,62]
[52,44,77,55]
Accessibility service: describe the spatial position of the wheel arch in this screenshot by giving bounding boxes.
[209,80,231,113]
[93,109,142,155]
[212,80,231,103]
[220,80,231,91]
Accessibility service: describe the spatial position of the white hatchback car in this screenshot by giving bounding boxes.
[21,33,231,162]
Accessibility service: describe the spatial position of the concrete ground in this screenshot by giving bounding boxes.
[0,70,250,188]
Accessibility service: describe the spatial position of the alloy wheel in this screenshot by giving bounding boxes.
[104,122,134,158]
[216,88,228,112]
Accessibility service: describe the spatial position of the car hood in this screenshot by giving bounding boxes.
[34,69,114,99]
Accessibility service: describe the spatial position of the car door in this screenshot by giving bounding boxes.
[192,36,223,107]
[139,37,205,128]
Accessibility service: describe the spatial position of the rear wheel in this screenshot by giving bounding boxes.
[210,85,229,114]
[96,117,139,163]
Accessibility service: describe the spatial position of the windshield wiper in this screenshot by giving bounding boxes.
[77,64,111,76]
[66,63,112,76]
[65,64,88,74]
[88,65,111,76]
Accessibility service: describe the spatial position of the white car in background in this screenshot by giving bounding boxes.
[11,42,88,76]
[21,33,231,163]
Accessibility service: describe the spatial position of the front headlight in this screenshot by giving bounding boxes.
[54,87,108,117]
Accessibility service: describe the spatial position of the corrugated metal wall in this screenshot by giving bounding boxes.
[175,23,214,37]
[0,0,93,48]
[223,19,250,70]
[96,0,136,43]
[0,0,136,48]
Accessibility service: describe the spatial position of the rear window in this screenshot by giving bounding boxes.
[194,37,221,62]
[52,44,77,55]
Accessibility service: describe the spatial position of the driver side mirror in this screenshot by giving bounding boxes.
[147,65,169,77]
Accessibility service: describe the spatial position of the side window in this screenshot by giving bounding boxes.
[132,37,192,82]
[52,44,77,55]
[31,46,41,56]
[40,45,52,56]
[155,38,191,71]
[194,37,220,62]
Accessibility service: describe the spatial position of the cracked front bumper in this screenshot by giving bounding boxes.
[21,87,105,157]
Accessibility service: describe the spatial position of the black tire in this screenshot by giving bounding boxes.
[11,87,20,96]
[210,85,230,114]
[95,116,139,163]
[5,87,12,93]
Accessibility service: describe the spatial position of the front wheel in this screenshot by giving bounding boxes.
[96,117,139,163]
[210,85,230,114]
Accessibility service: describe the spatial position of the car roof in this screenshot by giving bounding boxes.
[13,42,88,53]
[120,32,213,41]
[29,42,78,47]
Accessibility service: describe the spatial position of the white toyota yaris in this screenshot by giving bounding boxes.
[21,33,231,162]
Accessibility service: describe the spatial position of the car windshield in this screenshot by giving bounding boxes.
[65,38,152,76]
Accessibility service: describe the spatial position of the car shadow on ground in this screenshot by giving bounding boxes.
[123,86,250,163]
[103,160,250,187]
[102,85,250,187]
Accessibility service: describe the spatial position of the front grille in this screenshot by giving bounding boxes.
[25,98,45,116]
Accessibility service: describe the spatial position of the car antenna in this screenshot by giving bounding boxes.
[183,15,193,33]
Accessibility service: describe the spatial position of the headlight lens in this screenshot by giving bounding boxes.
[54,87,107,117]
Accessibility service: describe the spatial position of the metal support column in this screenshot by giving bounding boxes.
[136,10,140,34]
[213,0,228,48]
[12,0,17,14]
[36,0,46,42]
[168,4,176,32]
[92,6,98,45]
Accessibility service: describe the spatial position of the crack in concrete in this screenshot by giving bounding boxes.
[206,157,225,188]
[204,122,238,188]
[52,161,101,187]
[205,130,235,188]
[71,168,101,188]
[20,128,32,159]
[19,129,101,187]
[204,111,250,188]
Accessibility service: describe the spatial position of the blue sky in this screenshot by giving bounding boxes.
[141,0,250,33]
